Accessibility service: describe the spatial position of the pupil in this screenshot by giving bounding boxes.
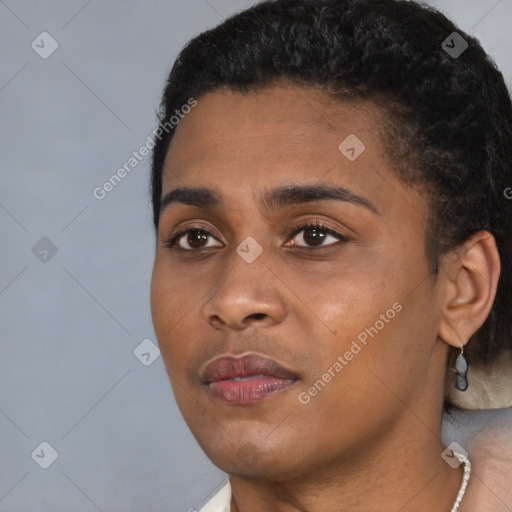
[188,230,207,248]
[304,228,325,246]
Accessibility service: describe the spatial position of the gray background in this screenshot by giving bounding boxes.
[0,0,511,510]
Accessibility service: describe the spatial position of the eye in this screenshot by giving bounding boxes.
[162,220,349,252]
[162,226,222,251]
[286,221,349,248]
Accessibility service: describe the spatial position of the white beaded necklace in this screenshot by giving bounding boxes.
[450,451,472,512]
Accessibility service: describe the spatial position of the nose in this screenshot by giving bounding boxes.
[202,251,287,331]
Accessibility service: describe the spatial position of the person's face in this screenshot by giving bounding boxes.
[150,84,445,479]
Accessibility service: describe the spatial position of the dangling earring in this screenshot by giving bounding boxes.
[454,345,469,391]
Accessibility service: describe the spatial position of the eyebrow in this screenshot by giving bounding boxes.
[160,183,379,215]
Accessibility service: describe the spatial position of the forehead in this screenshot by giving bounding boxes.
[165,85,382,171]
[160,84,423,219]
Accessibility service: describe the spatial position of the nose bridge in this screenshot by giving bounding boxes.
[203,238,286,329]
[215,238,270,303]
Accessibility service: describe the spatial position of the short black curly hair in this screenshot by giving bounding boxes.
[151,0,512,384]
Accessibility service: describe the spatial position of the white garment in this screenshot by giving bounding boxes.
[198,407,512,511]
[199,482,231,512]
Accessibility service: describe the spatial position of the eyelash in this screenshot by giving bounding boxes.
[162,220,349,251]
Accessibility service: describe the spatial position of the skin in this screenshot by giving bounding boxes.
[150,84,500,511]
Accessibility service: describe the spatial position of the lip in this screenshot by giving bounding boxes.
[202,353,299,405]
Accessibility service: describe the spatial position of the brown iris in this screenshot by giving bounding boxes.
[187,230,209,249]
[301,227,326,246]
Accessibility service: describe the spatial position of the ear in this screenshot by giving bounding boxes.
[437,231,501,348]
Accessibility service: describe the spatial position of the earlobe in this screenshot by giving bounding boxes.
[437,231,501,349]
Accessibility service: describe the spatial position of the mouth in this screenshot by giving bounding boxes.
[201,353,299,405]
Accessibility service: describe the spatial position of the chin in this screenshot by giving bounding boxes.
[197,430,311,481]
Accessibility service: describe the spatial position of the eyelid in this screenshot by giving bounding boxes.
[284,220,350,249]
[161,223,223,249]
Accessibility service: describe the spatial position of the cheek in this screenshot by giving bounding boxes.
[151,254,200,329]
[150,257,195,370]
[296,251,426,392]
[150,260,172,340]
[277,248,399,342]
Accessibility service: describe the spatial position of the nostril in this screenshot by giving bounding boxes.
[248,313,266,321]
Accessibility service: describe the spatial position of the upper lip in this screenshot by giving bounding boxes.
[201,353,299,383]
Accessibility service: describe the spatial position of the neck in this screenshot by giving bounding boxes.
[229,419,465,512]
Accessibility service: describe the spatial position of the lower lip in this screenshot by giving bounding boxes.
[207,376,297,404]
